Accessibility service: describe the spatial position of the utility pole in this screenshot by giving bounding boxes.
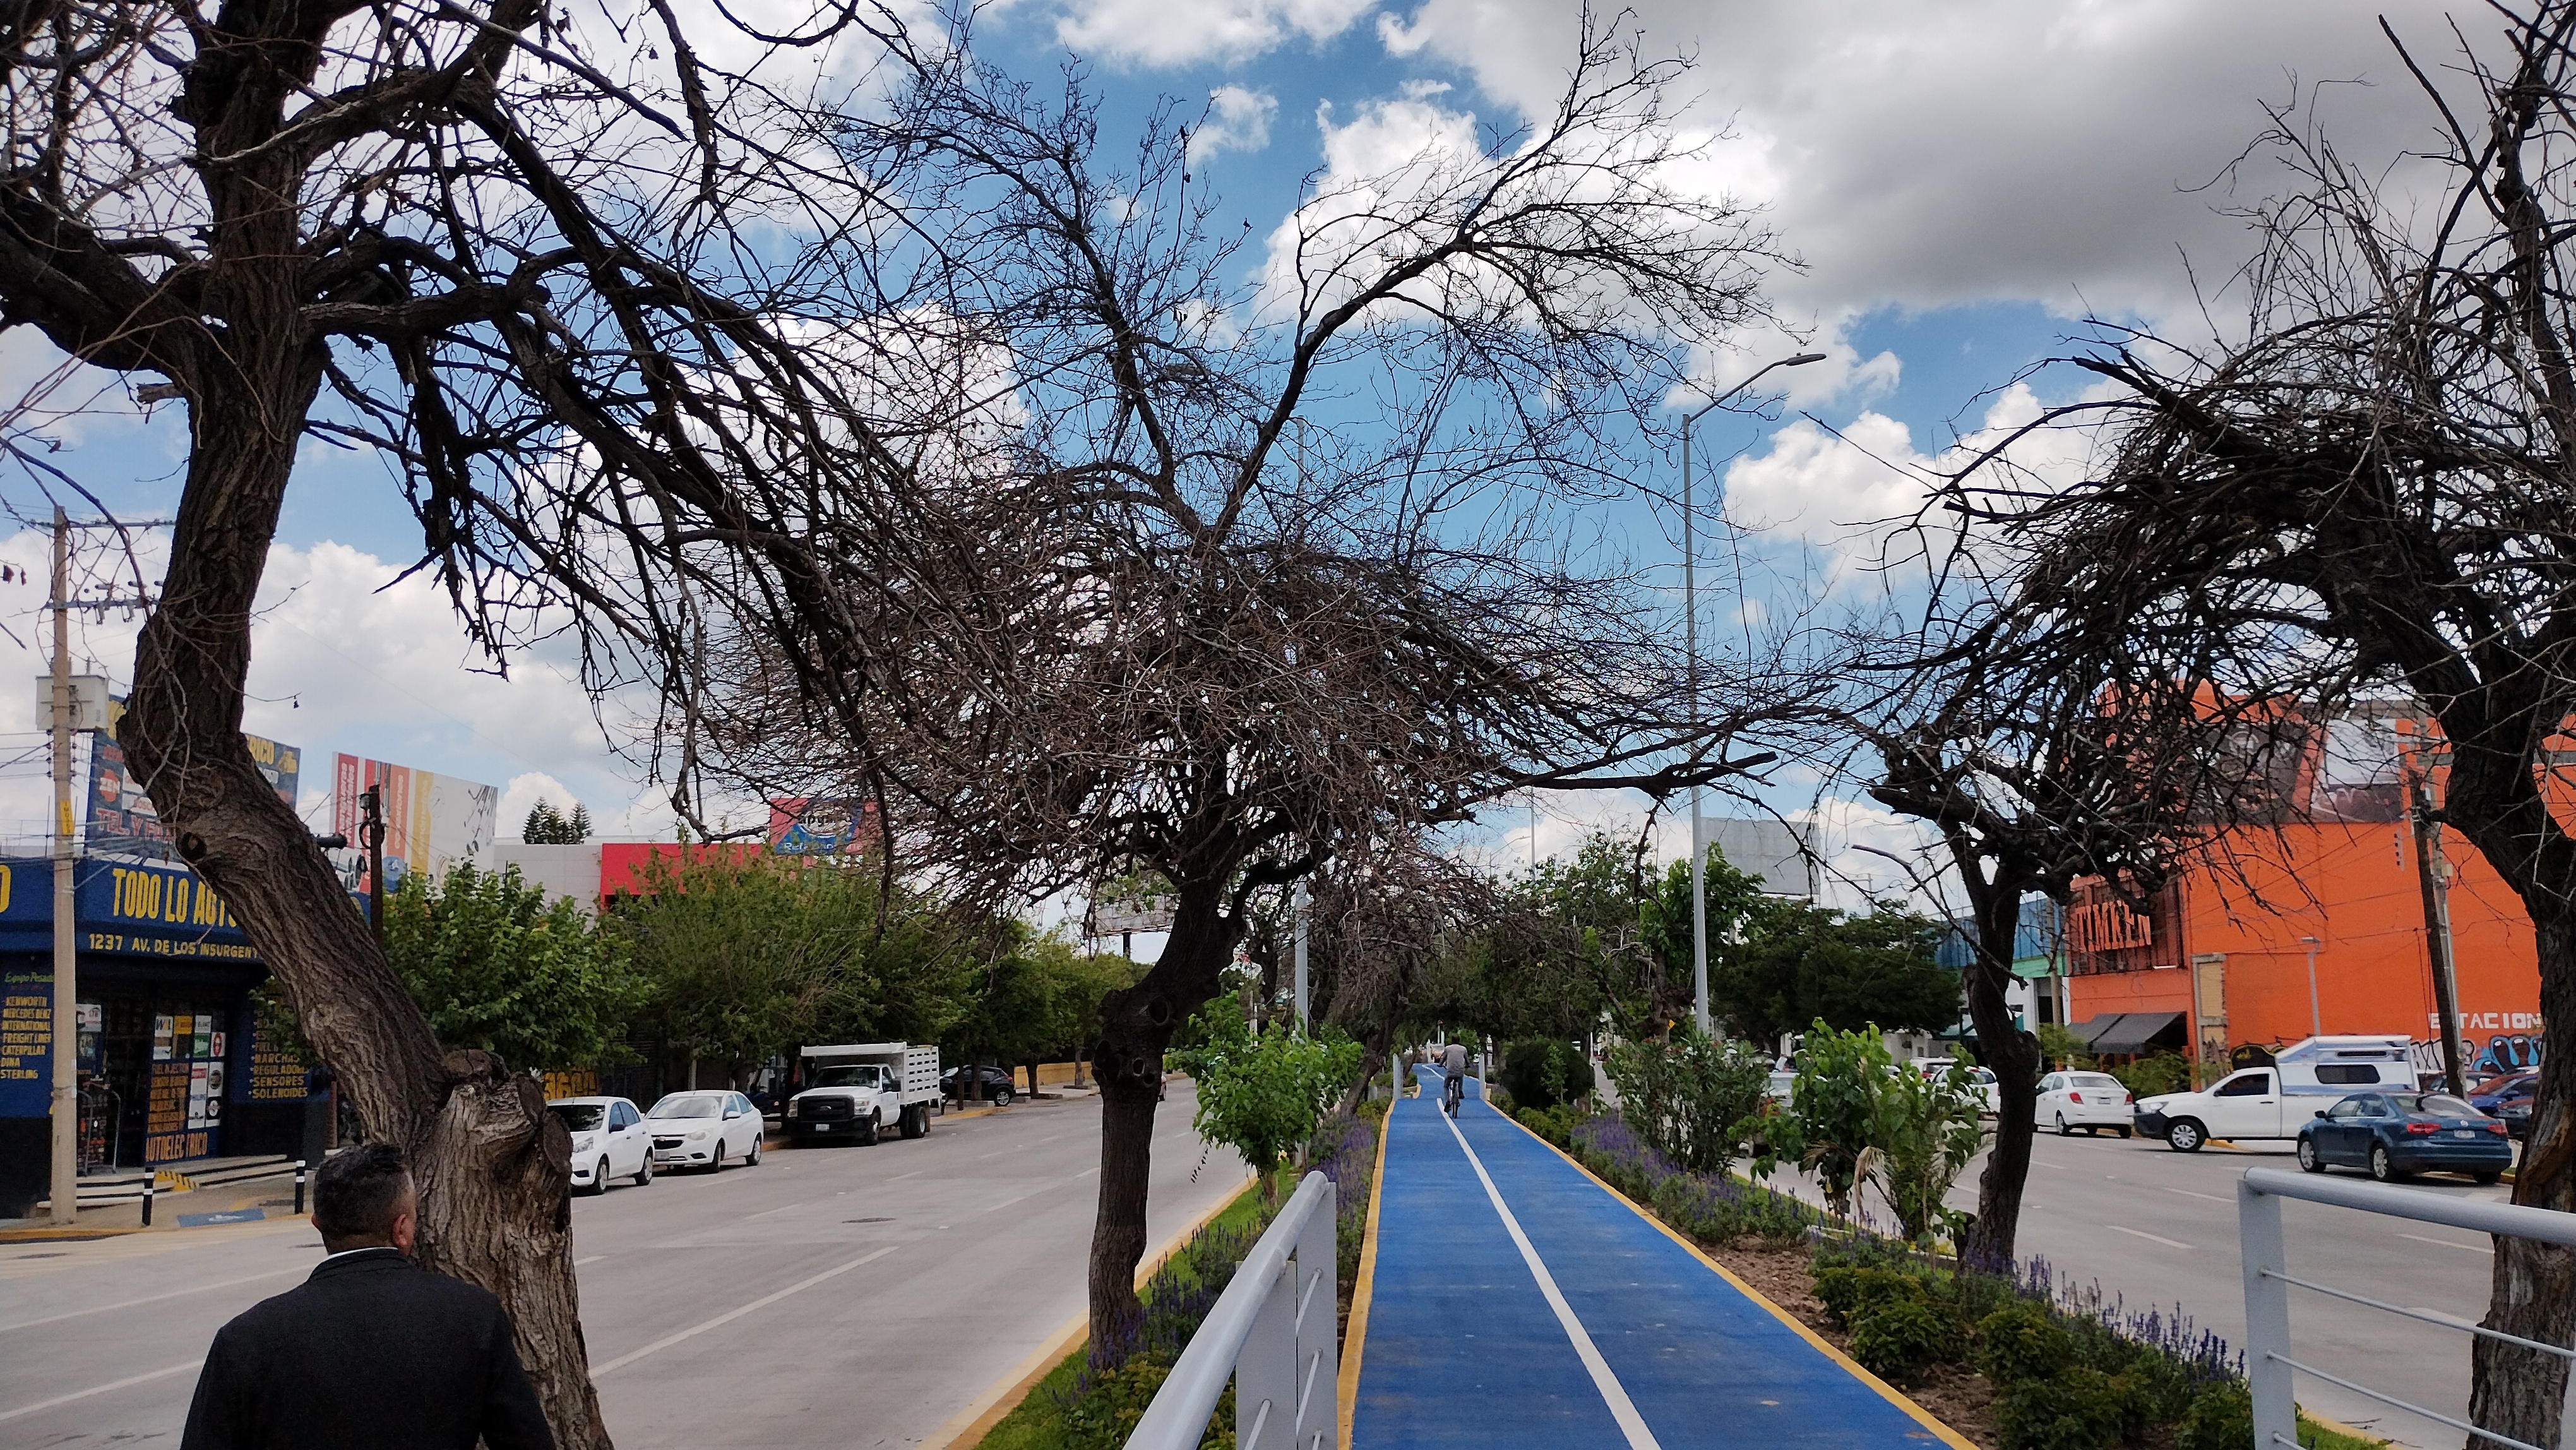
[2299,935,2321,1040]
[2410,774,2467,1096]
[1292,880,1309,1033]
[47,506,75,1226]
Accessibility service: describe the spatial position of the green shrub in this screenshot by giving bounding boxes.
[1976,1301,2077,1387]
[2178,1382,2254,1450]
[1815,1264,1930,1326]
[1517,1103,1577,1148]
[1499,1037,1589,1111]
[1848,1294,1961,1386]
[2109,1052,2192,1101]
[1606,1028,1772,1174]
[1059,1354,1230,1450]
[1995,1366,2130,1450]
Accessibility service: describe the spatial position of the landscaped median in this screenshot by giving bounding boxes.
[1511,1105,2386,1450]
[961,1098,1388,1450]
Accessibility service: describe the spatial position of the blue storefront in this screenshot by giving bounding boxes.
[0,856,327,1217]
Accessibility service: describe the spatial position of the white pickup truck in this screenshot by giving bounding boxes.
[785,1043,941,1146]
[2133,1035,2417,1151]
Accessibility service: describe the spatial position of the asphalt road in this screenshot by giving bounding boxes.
[0,1083,1247,1449]
[1855,1127,2549,1448]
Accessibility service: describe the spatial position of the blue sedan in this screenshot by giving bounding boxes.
[2296,1091,2513,1183]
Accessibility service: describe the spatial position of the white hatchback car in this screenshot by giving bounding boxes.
[2036,1070,2136,1137]
[549,1095,653,1194]
[646,1090,767,1171]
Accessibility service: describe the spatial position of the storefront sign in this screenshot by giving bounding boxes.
[89,725,299,859]
[247,1016,313,1101]
[0,968,49,1116]
[0,858,257,957]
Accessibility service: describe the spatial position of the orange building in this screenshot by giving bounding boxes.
[2067,709,2548,1079]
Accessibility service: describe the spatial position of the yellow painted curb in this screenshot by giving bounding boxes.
[925,1169,1258,1450]
[1335,1106,1392,1447]
[1494,1106,1980,1450]
[2300,1410,2390,1445]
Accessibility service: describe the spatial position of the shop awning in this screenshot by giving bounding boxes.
[2084,1011,2186,1057]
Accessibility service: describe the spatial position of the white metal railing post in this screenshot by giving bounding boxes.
[1124,1171,1339,1450]
[1236,1250,1296,1450]
[1294,1179,1341,1449]
[2237,1173,2296,1449]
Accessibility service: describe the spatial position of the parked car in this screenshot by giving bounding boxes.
[2295,1090,2512,1183]
[548,1095,652,1193]
[2136,1066,2332,1151]
[2034,1070,2135,1137]
[645,1090,766,1171]
[2493,1087,2536,1141]
[1905,1059,2001,1115]
[942,1064,1018,1106]
[2467,1070,2538,1114]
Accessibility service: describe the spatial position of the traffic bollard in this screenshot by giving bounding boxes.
[294,1159,307,1215]
[141,1178,153,1227]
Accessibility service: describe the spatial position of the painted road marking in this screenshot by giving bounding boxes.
[1440,1108,1661,1450]
[2159,1186,2232,1204]
[0,1267,299,1333]
[2397,1232,2491,1254]
[0,1359,203,1422]
[2106,1225,2192,1250]
[593,1247,897,1375]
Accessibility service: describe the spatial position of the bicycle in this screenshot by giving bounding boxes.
[1443,1069,1464,1117]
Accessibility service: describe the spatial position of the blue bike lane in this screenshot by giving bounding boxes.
[1348,1069,1971,1450]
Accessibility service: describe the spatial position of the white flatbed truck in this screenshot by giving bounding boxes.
[785,1042,941,1146]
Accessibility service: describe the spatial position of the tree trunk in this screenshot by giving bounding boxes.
[2466,913,2576,1450]
[1339,1016,1395,1116]
[122,388,607,1449]
[1959,947,2042,1273]
[1085,885,1227,1348]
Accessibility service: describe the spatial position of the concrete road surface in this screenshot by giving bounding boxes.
[1775,1127,2558,1448]
[1,1083,1244,1449]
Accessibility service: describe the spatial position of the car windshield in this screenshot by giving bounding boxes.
[549,1103,606,1131]
[2472,1072,2533,1096]
[807,1065,880,1089]
[649,1094,727,1120]
[2394,1093,2482,1118]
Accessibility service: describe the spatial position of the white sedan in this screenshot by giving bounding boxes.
[548,1095,653,1194]
[646,1090,768,1171]
[2036,1070,2136,1136]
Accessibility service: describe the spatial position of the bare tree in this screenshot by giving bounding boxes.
[697,11,1825,1344]
[0,0,984,1438]
[1308,835,1497,1112]
[1948,8,2576,1441]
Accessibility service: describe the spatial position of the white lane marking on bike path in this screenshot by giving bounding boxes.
[1440,1106,1662,1450]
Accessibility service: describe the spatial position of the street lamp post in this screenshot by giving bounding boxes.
[2300,935,2322,1039]
[1679,352,1826,1038]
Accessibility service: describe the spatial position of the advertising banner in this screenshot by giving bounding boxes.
[766,797,877,855]
[0,967,49,1117]
[331,755,498,890]
[88,713,300,859]
[0,857,256,959]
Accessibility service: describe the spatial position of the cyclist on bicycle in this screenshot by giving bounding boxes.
[1441,1041,1469,1116]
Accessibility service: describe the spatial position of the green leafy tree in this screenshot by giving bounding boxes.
[521,800,592,844]
[1873,1055,1987,1243]
[1604,1028,1772,1174]
[944,932,1140,1097]
[1741,1020,1896,1219]
[617,851,972,1084]
[386,863,645,1070]
[1710,901,1960,1046]
[1169,1002,1361,1201]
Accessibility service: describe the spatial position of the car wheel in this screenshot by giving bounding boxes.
[2475,1170,2503,1185]
[2370,1144,2403,1182]
[2297,1137,2326,1174]
[708,1142,725,1173]
[2117,1127,2133,1139]
[859,1113,880,1146]
[635,1156,653,1187]
[746,1135,761,1166]
[589,1158,611,1195]
[993,1087,1015,1108]
[2167,1118,2206,1153]
[2056,1112,2072,1137]
[906,1103,930,1139]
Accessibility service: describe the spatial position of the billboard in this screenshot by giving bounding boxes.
[88,715,301,859]
[331,755,498,890]
[766,797,878,855]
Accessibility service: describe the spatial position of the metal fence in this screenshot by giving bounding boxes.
[1124,1170,1340,1450]
[2238,1166,2576,1450]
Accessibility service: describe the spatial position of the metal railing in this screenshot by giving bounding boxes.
[1125,1170,1339,1450]
[2239,1166,2576,1450]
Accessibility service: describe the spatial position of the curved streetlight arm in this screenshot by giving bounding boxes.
[1681,351,1830,428]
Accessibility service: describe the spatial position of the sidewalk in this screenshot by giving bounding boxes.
[1349,1069,1969,1449]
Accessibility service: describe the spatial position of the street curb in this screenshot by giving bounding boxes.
[1494,1104,1982,1450]
[1334,1105,1390,1447]
[2300,1410,2391,1445]
[922,1168,1257,1450]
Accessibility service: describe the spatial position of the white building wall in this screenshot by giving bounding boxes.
[486,841,604,913]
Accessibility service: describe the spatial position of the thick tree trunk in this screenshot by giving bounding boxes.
[2465,913,2576,1450]
[1084,886,1227,1348]
[122,389,609,1449]
[1959,944,2042,1273]
[1339,1016,1395,1116]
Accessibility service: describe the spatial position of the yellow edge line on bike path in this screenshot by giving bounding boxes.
[1493,1105,1979,1450]
[1335,1103,1393,1448]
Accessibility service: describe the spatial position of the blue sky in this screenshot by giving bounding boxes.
[0,0,2491,902]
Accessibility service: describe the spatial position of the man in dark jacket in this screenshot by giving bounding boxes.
[181,1142,554,1450]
